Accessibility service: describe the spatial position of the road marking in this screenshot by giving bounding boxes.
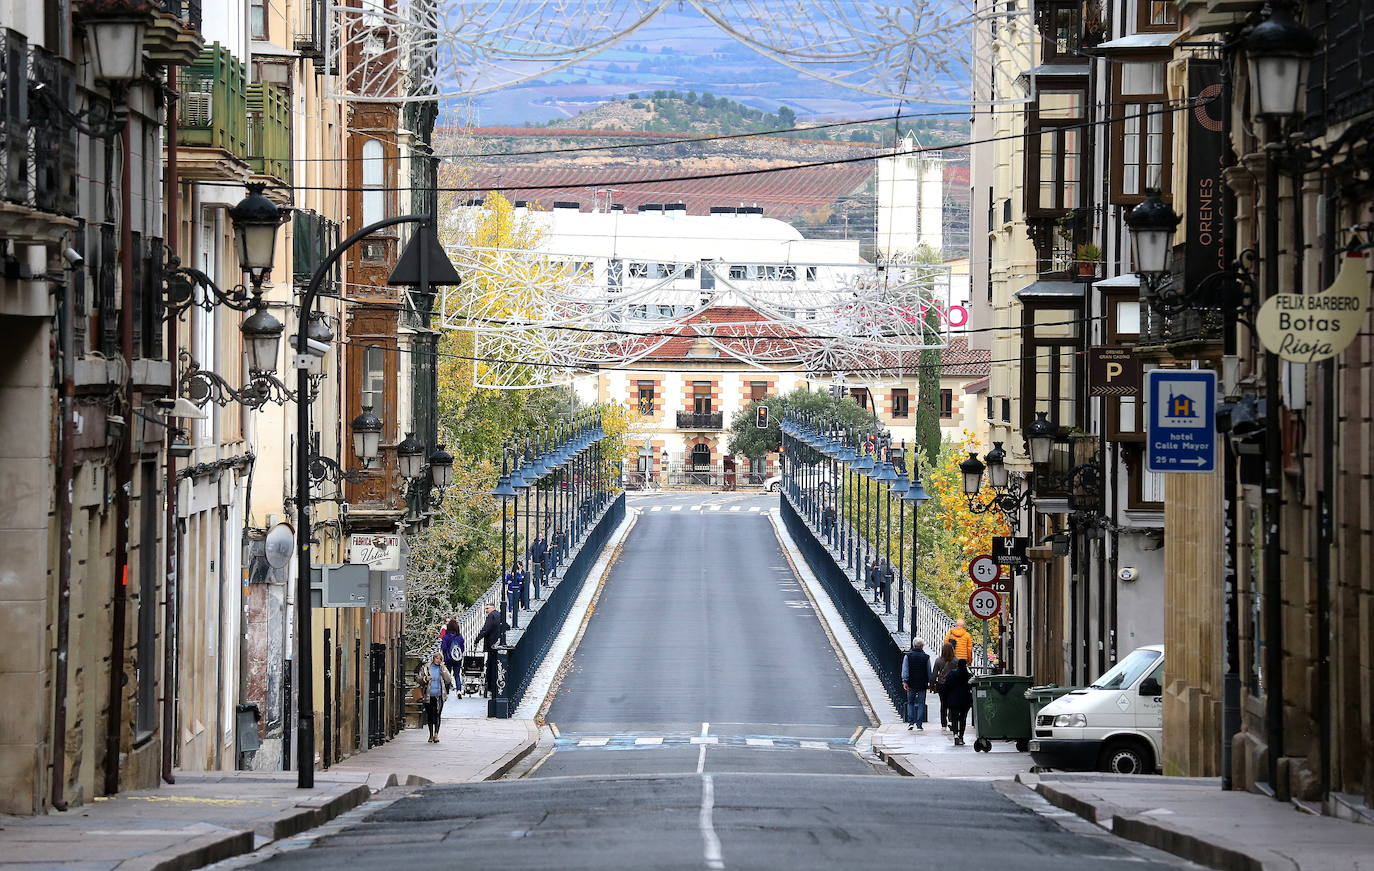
[709,505,721,511]
[799,741,829,750]
[634,736,664,745]
[696,742,707,774]
[748,506,760,512]
[701,722,710,736]
[689,736,719,744]
[729,506,741,512]
[745,738,773,747]
[700,775,725,870]
[670,505,682,512]
[690,505,702,510]
[578,737,610,746]
[650,506,662,512]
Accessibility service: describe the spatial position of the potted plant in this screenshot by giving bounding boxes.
[1076,243,1101,278]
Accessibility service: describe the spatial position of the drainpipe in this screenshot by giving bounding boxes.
[105,100,135,797]
[51,247,78,812]
[162,66,179,787]
[1261,141,1284,796]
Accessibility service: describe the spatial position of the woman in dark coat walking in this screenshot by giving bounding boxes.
[440,618,465,698]
[943,658,974,746]
[931,641,955,730]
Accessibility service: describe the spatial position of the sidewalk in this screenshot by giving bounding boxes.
[0,714,538,871]
[871,717,1034,780]
[1023,773,1374,871]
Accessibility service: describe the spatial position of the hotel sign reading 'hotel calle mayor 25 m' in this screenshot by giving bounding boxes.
[1145,370,1217,474]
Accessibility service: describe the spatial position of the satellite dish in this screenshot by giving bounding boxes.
[265,523,296,570]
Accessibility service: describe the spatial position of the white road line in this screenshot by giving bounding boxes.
[729,506,741,512]
[670,505,683,512]
[690,505,702,510]
[701,722,710,736]
[748,506,760,512]
[709,505,722,511]
[745,738,773,747]
[578,737,610,746]
[700,775,725,870]
[689,736,719,744]
[635,736,664,745]
[696,743,707,774]
[651,506,662,512]
[799,741,829,750]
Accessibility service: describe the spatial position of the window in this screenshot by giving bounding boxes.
[778,266,796,281]
[693,382,712,414]
[1039,0,1082,61]
[1001,397,1012,422]
[750,381,768,401]
[1125,446,1165,508]
[729,265,748,280]
[1111,61,1171,204]
[361,139,386,226]
[629,262,649,278]
[891,388,910,418]
[987,396,995,420]
[656,305,675,318]
[939,388,954,419]
[850,387,869,409]
[637,381,655,415]
[135,462,159,736]
[1136,0,1179,33]
[250,0,268,39]
[361,344,388,468]
[1026,86,1086,216]
[1106,292,1142,344]
[690,443,711,470]
[805,266,818,281]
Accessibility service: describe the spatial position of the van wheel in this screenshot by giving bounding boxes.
[1099,739,1152,775]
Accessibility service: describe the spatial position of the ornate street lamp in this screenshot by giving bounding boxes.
[959,451,985,496]
[428,445,454,490]
[82,12,149,81]
[1026,411,1057,466]
[396,432,426,480]
[351,407,383,464]
[1125,188,1181,281]
[241,306,285,375]
[1245,2,1317,121]
[984,442,1010,491]
[229,183,288,289]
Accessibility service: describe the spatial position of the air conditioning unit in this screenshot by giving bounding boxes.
[181,90,212,127]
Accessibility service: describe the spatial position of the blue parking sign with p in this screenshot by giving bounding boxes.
[1145,369,1217,474]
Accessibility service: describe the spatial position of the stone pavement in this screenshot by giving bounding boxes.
[1024,773,1374,871]
[0,713,538,871]
[872,720,1035,779]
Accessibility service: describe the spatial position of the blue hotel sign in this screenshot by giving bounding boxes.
[1145,369,1217,474]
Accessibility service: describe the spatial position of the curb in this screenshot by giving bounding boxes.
[873,745,923,777]
[119,830,255,871]
[261,783,371,841]
[476,719,541,781]
[1034,782,1296,871]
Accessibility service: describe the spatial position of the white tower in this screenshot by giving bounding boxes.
[876,132,945,260]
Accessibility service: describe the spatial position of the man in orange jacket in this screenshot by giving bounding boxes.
[944,619,974,663]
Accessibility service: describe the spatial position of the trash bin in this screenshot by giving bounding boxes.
[971,674,1034,753]
[1025,684,1079,724]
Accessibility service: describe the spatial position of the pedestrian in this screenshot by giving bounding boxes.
[821,504,836,543]
[440,618,465,698]
[551,527,566,578]
[943,657,974,746]
[867,557,882,604]
[475,604,509,698]
[416,652,454,743]
[901,638,931,730]
[931,641,955,730]
[944,618,974,663]
[505,562,525,628]
[530,532,548,593]
[879,558,894,614]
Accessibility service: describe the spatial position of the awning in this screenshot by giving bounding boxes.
[1015,280,1084,300]
[1021,62,1090,81]
[1093,32,1181,56]
[1093,274,1141,289]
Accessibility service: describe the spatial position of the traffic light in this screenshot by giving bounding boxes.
[755,405,770,429]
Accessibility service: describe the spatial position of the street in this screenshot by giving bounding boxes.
[244,493,1187,870]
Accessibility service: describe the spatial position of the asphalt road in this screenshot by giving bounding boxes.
[243,492,1186,870]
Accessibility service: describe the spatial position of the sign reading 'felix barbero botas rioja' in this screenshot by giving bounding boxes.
[1257,251,1371,362]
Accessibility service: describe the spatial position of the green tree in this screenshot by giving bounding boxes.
[726,385,876,462]
[914,304,943,462]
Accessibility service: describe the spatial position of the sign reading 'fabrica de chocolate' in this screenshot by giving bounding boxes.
[1257,252,1371,362]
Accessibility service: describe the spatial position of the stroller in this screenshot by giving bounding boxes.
[460,654,487,698]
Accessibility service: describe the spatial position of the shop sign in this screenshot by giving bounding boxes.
[1257,252,1370,363]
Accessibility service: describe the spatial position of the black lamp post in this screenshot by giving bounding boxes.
[1244,0,1316,796]
[82,10,149,82]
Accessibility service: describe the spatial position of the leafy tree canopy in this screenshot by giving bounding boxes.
[726,385,877,463]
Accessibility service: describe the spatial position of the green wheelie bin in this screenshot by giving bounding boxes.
[970,674,1034,752]
[1025,684,1079,725]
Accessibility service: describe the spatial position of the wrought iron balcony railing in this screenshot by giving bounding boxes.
[179,43,248,159]
[676,411,723,430]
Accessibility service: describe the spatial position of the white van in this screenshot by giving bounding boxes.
[1027,644,1164,775]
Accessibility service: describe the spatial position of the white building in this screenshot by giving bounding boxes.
[876,132,945,260]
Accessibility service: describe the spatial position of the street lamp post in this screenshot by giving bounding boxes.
[902,468,929,642]
[1243,0,1315,795]
[292,213,435,788]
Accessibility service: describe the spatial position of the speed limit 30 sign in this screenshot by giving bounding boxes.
[968,588,1001,620]
[968,555,1000,586]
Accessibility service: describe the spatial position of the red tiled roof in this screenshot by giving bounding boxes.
[962,376,990,393]
[636,306,815,361]
[466,164,873,220]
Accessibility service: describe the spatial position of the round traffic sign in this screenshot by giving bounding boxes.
[968,555,1000,586]
[968,588,1001,620]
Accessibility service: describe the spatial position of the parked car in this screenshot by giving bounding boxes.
[765,469,837,496]
[1028,644,1164,775]
[765,474,782,492]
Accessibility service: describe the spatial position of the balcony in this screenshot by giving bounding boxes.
[1137,299,1226,360]
[246,82,290,183]
[676,411,723,430]
[176,43,249,181]
[0,36,79,241]
[145,0,204,66]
